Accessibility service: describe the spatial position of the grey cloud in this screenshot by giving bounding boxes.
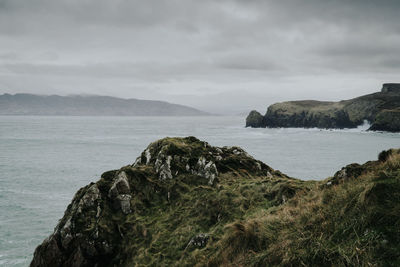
[0,0,399,113]
[216,54,283,72]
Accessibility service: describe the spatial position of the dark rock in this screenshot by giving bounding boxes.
[245,110,265,128]
[30,235,63,267]
[381,83,400,94]
[369,109,400,132]
[378,149,394,162]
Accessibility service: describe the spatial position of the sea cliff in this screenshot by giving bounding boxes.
[246,83,400,132]
[31,137,400,266]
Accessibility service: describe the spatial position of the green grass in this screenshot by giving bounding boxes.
[206,150,400,267]
[31,138,400,267]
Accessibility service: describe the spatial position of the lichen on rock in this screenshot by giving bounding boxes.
[192,156,218,185]
[108,171,132,214]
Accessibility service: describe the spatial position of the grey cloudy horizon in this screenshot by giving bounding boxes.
[0,0,399,114]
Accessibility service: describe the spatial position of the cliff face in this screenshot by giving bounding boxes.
[246,83,400,131]
[264,100,357,129]
[369,109,400,132]
[31,137,400,266]
[382,83,400,94]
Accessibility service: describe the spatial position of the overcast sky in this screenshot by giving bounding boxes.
[0,0,399,114]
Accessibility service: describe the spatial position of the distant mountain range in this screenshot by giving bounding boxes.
[0,94,209,116]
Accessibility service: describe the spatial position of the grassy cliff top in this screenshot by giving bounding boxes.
[31,137,400,266]
[268,100,344,114]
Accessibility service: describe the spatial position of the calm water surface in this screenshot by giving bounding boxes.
[1,116,399,266]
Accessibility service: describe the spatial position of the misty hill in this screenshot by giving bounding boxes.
[0,94,208,116]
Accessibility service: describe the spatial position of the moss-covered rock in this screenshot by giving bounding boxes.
[31,137,400,266]
[31,137,304,267]
[247,83,400,131]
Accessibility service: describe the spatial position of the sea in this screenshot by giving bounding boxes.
[0,115,399,266]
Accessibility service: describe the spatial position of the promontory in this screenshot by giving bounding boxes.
[246,83,400,132]
[31,137,400,266]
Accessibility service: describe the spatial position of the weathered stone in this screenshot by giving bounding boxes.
[109,171,130,198]
[116,194,132,214]
[132,156,141,167]
[186,233,210,249]
[145,149,151,164]
[60,218,73,249]
[156,155,173,180]
[31,235,63,267]
[192,157,218,185]
[77,184,100,213]
[108,171,132,214]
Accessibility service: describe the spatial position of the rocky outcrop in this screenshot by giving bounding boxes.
[31,137,293,267]
[245,110,265,128]
[246,83,400,131]
[369,109,400,132]
[31,137,400,266]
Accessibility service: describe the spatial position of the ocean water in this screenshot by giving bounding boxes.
[0,115,399,266]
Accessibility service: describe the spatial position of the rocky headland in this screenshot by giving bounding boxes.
[246,83,400,132]
[31,137,400,266]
